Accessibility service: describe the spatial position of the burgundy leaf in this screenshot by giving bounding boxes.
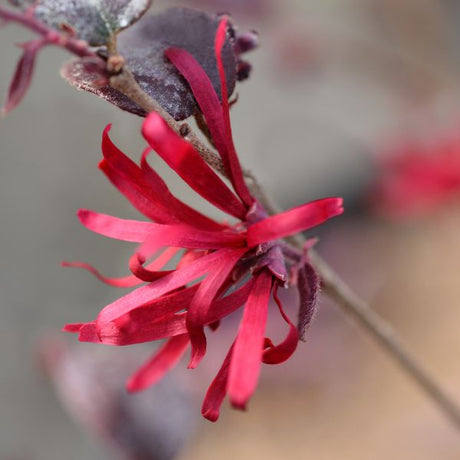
[60,57,147,117]
[3,39,45,115]
[297,261,321,341]
[116,7,237,120]
[59,8,239,120]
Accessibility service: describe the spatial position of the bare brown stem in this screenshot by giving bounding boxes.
[310,250,460,429]
[109,56,460,431]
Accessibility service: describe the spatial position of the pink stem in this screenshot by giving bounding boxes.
[0,5,98,58]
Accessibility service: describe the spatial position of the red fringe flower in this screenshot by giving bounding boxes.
[64,19,343,421]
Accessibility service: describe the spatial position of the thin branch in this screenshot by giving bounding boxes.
[0,6,97,58]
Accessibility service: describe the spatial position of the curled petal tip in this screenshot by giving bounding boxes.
[323,197,344,218]
[336,197,345,210]
[62,323,83,333]
[187,355,200,370]
[202,410,219,422]
[102,123,112,136]
[125,379,142,394]
[97,158,108,172]
[76,208,91,223]
[142,112,165,138]
[230,399,247,411]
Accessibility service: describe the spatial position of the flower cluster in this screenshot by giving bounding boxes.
[64,19,343,421]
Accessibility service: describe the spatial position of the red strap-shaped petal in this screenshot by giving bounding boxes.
[63,323,85,333]
[228,270,272,409]
[96,249,241,327]
[247,197,344,247]
[142,113,247,220]
[141,223,246,251]
[99,313,187,346]
[63,322,100,343]
[126,334,190,392]
[263,284,298,364]
[164,47,246,205]
[140,148,224,231]
[101,127,224,230]
[78,209,157,242]
[164,21,254,209]
[165,47,229,166]
[63,245,180,288]
[215,19,254,208]
[202,343,234,422]
[127,246,180,283]
[205,278,255,324]
[128,253,174,283]
[101,126,181,224]
[78,209,247,250]
[119,285,198,327]
[96,279,254,346]
[128,222,246,284]
[186,248,247,369]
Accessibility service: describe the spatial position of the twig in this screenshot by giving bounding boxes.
[108,60,460,430]
[0,6,97,58]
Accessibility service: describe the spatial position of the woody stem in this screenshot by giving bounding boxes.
[309,249,460,429]
[109,59,460,431]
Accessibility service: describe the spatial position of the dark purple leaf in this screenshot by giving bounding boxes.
[61,57,147,117]
[12,0,152,46]
[3,39,45,115]
[297,262,321,341]
[61,8,240,121]
[116,7,237,120]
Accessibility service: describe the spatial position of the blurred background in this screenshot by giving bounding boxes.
[1,0,460,458]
